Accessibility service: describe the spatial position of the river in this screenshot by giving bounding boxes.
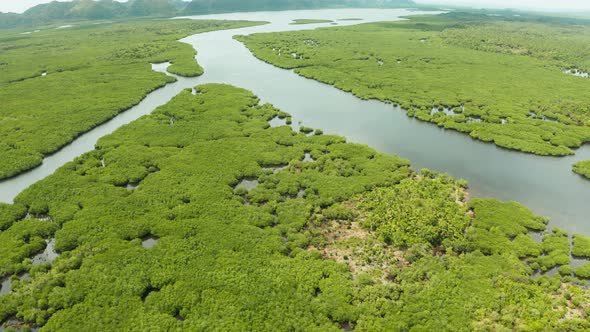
[1,8,589,235]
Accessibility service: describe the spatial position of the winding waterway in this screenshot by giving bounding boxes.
[1,9,589,235]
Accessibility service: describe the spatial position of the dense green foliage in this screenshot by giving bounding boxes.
[575,263,590,279]
[573,160,590,179]
[0,19,260,179]
[238,13,590,157]
[345,177,590,330]
[358,173,469,249]
[572,234,590,258]
[537,229,571,271]
[0,204,27,232]
[0,84,409,330]
[1,84,590,330]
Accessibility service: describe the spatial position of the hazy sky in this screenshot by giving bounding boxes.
[0,0,127,13]
[0,0,589,14]
[416,0,590,11]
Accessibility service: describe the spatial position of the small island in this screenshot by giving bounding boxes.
[290,19,334,25]
[573,160,590,179]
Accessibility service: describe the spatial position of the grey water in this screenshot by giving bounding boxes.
[262,165,288,173]
[32,239,59,266]
[235,179,260,191]
[0,278,10,296]
[303,153,315,162]
[142,236,159,249]
[565,69,589,78]
[0,8,589,236]
[269,116,288,127]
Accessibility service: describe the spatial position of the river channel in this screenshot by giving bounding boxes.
[1,8,589,235]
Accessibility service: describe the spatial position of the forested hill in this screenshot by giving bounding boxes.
[0,0,416,28]
[0,0,180,28]
[182,0,416,15]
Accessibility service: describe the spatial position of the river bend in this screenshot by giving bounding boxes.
[1,9,589,234]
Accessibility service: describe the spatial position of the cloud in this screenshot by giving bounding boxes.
[414,0,590,11]
[1,0,62,13]
[1,0,589,14]
[1,0,130,14]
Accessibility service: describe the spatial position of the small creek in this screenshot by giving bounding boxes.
[0,278,10,296]
[235,179,260,191]
[0,62,194,202]
[32,239,59,266]
[564,68,589,78]
[263,165,288,173]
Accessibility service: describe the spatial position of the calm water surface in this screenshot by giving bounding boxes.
[1,9,589,235]
[181,9,590,234]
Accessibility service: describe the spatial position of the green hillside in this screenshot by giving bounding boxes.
[128,0,177,17]
[0,0,417,28]
[183,0,415,15]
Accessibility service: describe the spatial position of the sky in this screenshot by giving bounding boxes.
[0,0,589,14]
[415,0,590,11]
[0,0,125,13]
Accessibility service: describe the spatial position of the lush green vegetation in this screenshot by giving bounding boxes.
[237,13,590,157]
[0,83,410,330]
[575,263,590,279]
[573,160,590,179]
[464,198,546,257]
[291,19,334,25]
[1,84,590,330]
[0,19,261,180]
[573,234,590,258]
[358,173,469,249]
[537,229,571,271]
[352,179,590,329]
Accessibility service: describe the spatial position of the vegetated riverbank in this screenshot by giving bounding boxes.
[573,160,590,179]
[236,13,590,159]
[0,19,263,181]
[1,84,590,330]
[290,19,334,25]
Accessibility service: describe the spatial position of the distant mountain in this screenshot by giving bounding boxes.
[68,0,127,19]
[127,0,177,17]
[183,0,416,15]
[170,0,191,10]
[0,13,26,28]
[0,0,182,28]
[22,1,76,21]
[0,0,416,28]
